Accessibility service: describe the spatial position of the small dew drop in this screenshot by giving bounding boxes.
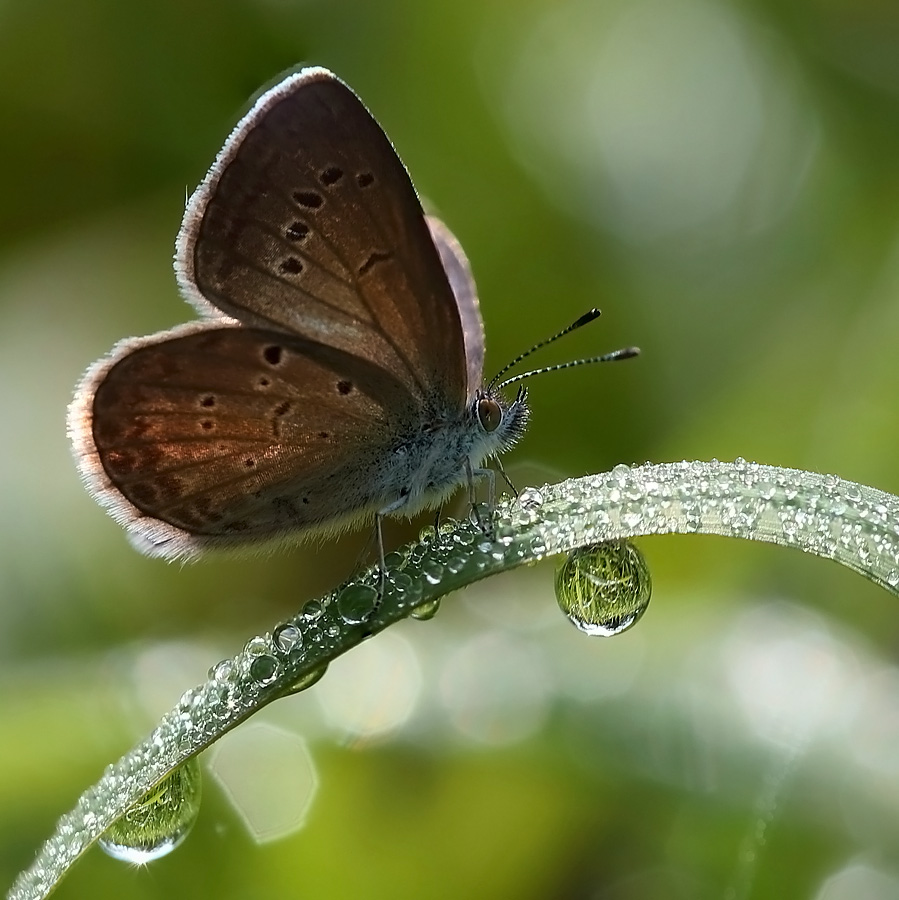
[554,541,652,637]
[393,570,415,590]
[100,758,201,864]
[518,487,544,511]
[445,555,466,575]
[244,636,269,657]
[302,600,323,620]
[273,623,302,653]
[888,569,899,588]
[384,550,407,570]
[208,659,235,683]
[467,503,491,528]
[419,524,437,543]
[336,584,378,624]
[410,599,441,621]
[421,560,444,585]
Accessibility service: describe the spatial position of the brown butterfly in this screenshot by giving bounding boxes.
[68,67,531,561]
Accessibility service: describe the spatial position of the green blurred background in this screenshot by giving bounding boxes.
[3,0,899,897]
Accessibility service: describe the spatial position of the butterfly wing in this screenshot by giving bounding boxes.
[71,323,418,559]
[426,216,484,398]
[176,67,473,407]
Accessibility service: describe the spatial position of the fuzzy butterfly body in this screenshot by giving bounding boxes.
[69,68,529,559]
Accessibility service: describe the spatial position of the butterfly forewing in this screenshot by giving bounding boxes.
[177,68,469,406]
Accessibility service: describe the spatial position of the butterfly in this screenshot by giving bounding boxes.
[68,67,531,562]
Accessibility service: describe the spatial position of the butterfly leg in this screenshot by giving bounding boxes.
[493,456,518,498]
[466,459,496,538]
[373,512,387,599]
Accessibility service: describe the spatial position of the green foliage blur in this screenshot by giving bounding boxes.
[3,0,899,897]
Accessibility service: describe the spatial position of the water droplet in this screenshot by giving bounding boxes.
[410,599,441,620]
[249,654,279,685]
[518,487,544,511]
[208,659,236,682]
[419,524,437,543]
[445,554,466,575]
[336,583,378,624]
[467,503,492,528]
[273,623,302,653]
[384,550,407,569]
[100,758,201,864]
[244,636,269,657]
[888,569,899,588]
[284,662,328,696]
[396,572,423,604]
[420,562,444,586]
[554,541,652,637]
[391,571,415,594]
[302,599,323,620]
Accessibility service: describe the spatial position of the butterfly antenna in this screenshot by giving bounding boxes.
[497,346,640,390]
[488,308,603,390]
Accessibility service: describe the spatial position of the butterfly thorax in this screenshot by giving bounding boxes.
[377,386,529,518]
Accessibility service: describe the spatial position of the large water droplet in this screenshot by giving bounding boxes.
[249,653,279,685]
[100,757,201,863]
[410,599,441,621]
[337,584,378,624]
[554,541,651,636]
[283,662,328,696]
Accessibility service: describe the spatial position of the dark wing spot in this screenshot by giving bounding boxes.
[286,222,309,241]
[302,497,310,505]
[244,458,256,469]
[358,250,392,276]
[200,395,216,408]
[263,346,283,366]
[258,377,271,388]
[318,431,330,439]
[356,172,374,188]
[320,166,343,185]
[279,257,303,275]
[201,420,214,431]
[271,400,292,438]
[293,190,323,209]
[336,380,353,395]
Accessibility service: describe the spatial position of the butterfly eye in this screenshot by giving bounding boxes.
[476,397,502,433]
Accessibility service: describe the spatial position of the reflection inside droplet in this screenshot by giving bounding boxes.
[554,540,651,636]
[99,757,201,864]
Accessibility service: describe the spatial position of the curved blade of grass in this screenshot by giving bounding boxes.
[9,459,899,899]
